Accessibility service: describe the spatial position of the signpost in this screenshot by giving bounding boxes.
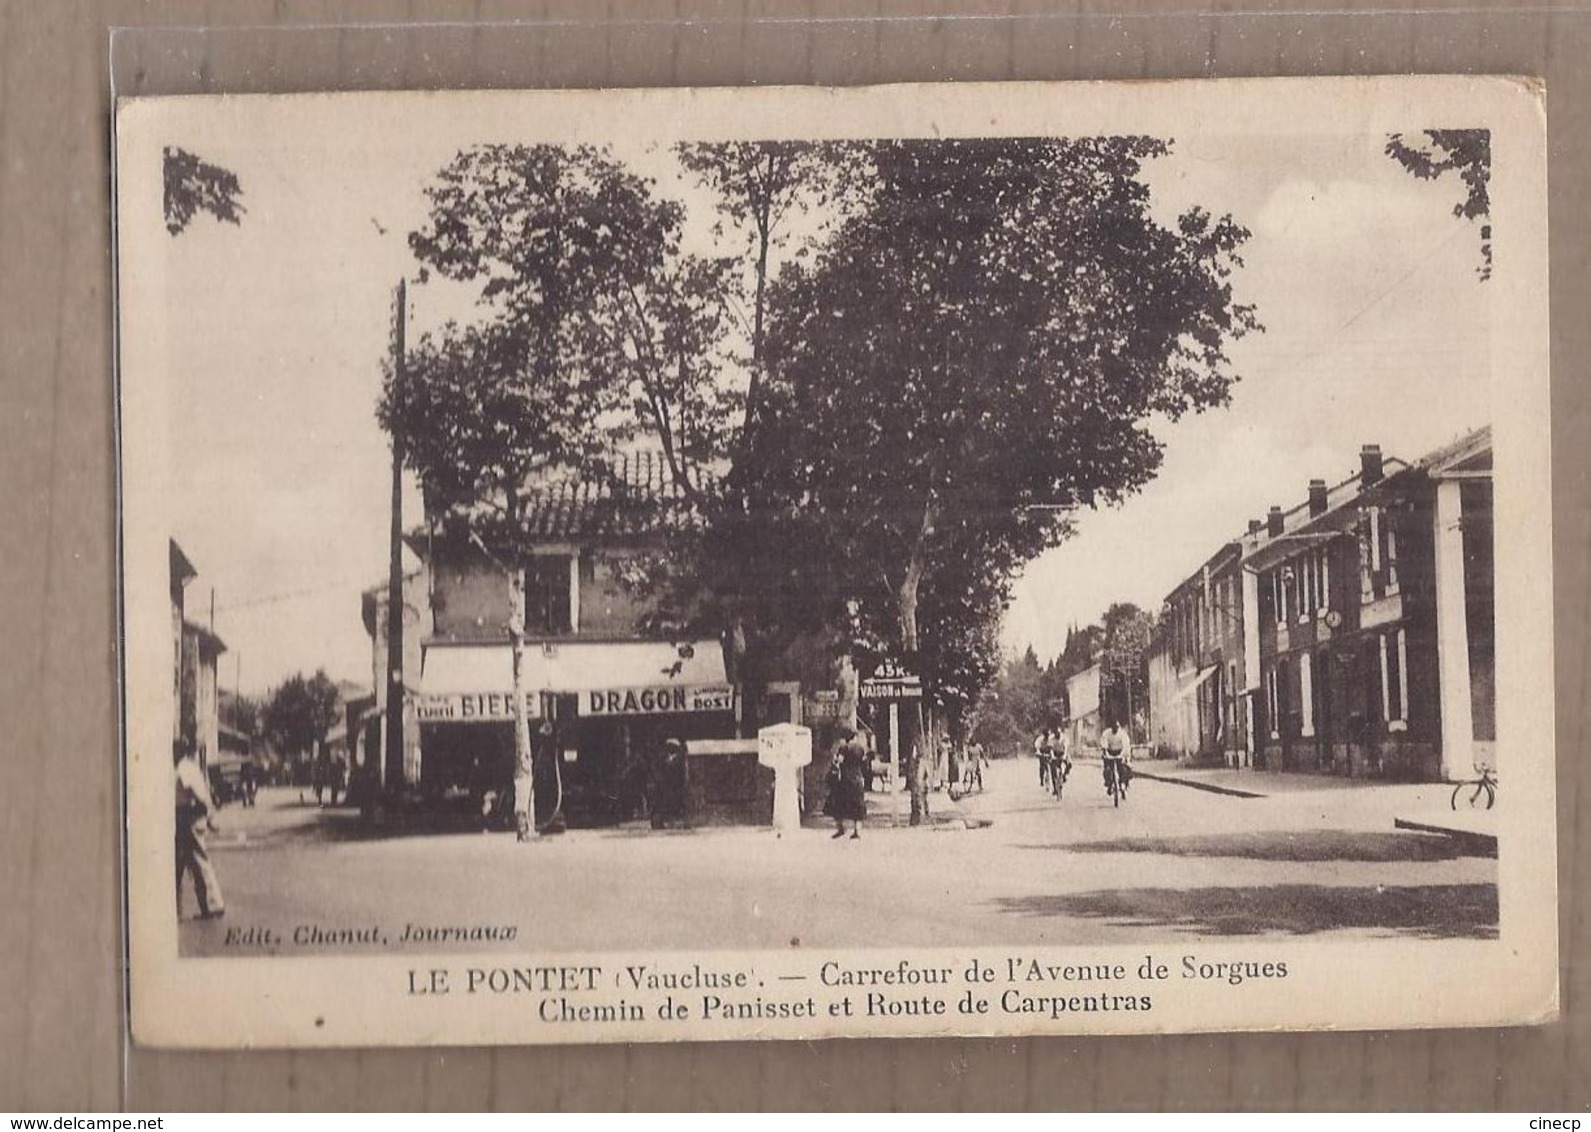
[858,658,922,827]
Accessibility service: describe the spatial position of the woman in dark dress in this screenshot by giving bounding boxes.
[828,725,868,839]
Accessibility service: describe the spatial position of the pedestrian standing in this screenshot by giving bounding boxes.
[1034,729,1050,790]
[965,740,986,792]
[328,753,347,806]
[174,738,225,920]
[827,725,868,839]
[649,737,690,829]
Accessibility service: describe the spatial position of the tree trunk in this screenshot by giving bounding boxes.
[509,569,535,842]
[897,490,939,826]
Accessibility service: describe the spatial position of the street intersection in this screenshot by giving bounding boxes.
[180,757,1497,957]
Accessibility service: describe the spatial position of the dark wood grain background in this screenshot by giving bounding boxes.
[1,0,1585,1110]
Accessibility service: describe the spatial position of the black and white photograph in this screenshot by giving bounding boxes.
[116,78,1555,1047]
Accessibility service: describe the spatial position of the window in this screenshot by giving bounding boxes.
[1360,507,1401,601]
[1226,661,1238,738]
[523,555,573,635]
[1380,628,1408,727]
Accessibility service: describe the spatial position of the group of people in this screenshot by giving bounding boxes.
[308,750,349,807]
[943,735,989,796]
[1035,720,1135,799]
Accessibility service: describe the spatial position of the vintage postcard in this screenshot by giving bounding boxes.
[116,76,1555,1048]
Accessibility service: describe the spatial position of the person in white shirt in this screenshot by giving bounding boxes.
[1099,720,1131,795]
[1051,728,1072,796]
[174,737,226,920]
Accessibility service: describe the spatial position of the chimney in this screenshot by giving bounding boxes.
[1308,479,1328,517]
[1360,443,1384,486]
[1246,519,1263,536]
[1266,506,1284,537]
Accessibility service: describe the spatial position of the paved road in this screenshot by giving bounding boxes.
[179,761,1496,957]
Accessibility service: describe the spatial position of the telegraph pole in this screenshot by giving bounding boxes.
[384,278,407,792]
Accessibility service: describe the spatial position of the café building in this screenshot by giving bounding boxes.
[401,452,753,825]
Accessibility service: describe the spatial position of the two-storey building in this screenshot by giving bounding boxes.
[1241,431,1493,781]
[385,451,755,826]
[1148,540,1251,765]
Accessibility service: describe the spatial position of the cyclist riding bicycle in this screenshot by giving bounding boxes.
[1051,728,1072,797]
[1099,720,1130,796]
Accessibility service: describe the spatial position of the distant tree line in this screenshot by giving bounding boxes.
[970,602,1152,755]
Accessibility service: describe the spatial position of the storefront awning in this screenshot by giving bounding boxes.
[418,639,731,722]
[1170,665,1219,704]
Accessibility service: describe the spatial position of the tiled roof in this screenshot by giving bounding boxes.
[513,450,708,541]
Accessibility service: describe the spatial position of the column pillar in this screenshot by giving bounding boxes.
[1434,479,1474,780]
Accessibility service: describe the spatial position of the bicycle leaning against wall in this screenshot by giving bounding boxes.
[1450,763,1497,811]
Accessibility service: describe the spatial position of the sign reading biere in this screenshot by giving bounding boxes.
[417,690,540,722]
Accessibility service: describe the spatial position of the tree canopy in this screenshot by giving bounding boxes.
[400,144,741,519]
[748,136,1255,673]
[385,136,1259,806]
[264,671,340,759]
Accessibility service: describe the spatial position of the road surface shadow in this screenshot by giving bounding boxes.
[1029,830,1491,862]
[994,883,1497,939]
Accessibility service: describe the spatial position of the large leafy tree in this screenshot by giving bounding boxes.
[403,144,741,510]
[749,136,1258,820]
[1099,602,1153,733]
[675,141,861,450]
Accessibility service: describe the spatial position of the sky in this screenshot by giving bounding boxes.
[149,107,1491,697]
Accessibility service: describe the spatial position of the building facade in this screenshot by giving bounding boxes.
[1148,541,1250,765]
[1065,663,1102,753]
[170,539,226,772]
[374,452,763,826]
[1241,432,1493,781]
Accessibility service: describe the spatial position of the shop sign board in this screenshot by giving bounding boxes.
[803,697,847,720]
[416,690,540,723]
[581,683,735,717]
[859,658,923,702]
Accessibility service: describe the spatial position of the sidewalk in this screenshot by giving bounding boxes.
[1128,759,1498,850]
[1127,760,1386,798]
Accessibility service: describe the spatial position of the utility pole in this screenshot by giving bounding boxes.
[384,278,407,793]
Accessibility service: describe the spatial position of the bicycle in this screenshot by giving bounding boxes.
[1103,753,1129,807]
[1450,764,1497,810]
[1051,754,1071,801]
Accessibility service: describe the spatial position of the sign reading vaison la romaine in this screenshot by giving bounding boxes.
[859,658,923,702]
[581,684,735,717]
